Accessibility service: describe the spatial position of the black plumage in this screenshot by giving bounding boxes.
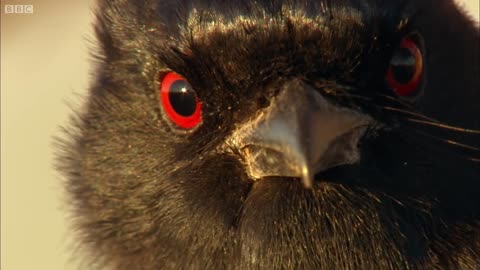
[58,0,480,269]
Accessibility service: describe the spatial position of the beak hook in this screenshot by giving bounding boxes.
[226,79,372,188]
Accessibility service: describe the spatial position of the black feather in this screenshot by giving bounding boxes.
[58,0,480,269]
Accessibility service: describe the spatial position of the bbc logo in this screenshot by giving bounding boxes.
[4,5,34,14]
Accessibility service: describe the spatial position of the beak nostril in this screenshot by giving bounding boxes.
[257,95,270,109]
[241,145,306,178]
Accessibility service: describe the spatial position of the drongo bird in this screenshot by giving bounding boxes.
[58,0,480,269]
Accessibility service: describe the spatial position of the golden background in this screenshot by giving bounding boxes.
[1,0,478,269]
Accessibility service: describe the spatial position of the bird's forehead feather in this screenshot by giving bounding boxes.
[156,2,372,91]
[179,2,364,44]
[184,6,336,35]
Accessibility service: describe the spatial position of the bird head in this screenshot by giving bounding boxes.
[59,0,480,268]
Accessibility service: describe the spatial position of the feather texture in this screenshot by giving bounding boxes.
[58,0,480,269]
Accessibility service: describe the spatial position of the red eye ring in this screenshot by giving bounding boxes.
[386,37,424,97]
[160,72,202,129]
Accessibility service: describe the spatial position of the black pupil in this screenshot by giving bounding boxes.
[168,80,197,117]
[390,48,417,84]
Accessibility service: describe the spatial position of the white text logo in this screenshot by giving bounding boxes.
[4,5,34,14]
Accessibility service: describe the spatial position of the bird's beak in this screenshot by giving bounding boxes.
[227,79,373,188]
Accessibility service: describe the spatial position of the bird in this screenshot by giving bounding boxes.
[58,0,480,269]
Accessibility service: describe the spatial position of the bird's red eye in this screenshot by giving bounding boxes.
[160,72,202,129]
[386,36,424,97]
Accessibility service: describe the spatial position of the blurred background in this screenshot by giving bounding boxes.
[1,0,478,269]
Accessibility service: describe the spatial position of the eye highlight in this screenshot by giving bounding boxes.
[386,35,424,97]
[159,72,202,129]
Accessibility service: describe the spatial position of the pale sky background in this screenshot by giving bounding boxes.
[1,1,479,269]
